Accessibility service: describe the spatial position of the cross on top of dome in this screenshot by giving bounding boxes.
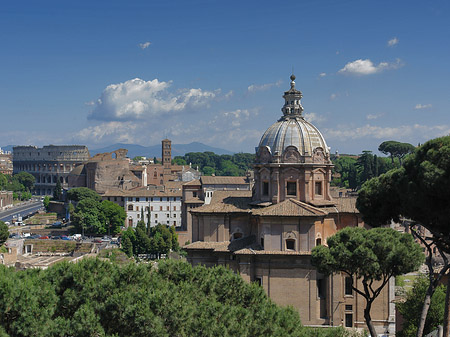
[281,74,304,119]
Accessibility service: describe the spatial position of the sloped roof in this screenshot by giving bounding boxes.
[183,179,201,186]
[121,186,182,197]
[322,197,359,214]
[184,235,259,252]
[190,190,252,214]
[252,198,328,217]
[201,176,248,185]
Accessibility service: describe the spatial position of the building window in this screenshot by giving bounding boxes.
[345,276,353,296]
[167,206,170,211]
[286,239,295,250]
[260,237,264,248]
[262,181,269,196]
[128,219,133,227]
[136,206,139,211]
[254,277,262,286]
[151,206,153,211]
[137,214,140,219]
[286,181,296,196]
[173,206,176,211]
[345,304,353,311]
[316,238,322,246]
[315,181,322,195]
[114,197,117,201]
[160,206,163,211]
[173,221,176,226]
[166,214,169,218]
[345,313,353,328]
[317,278,326,299]
[136,197,140,202]
[155,214,158,218]
[127,205,133,211]
[193,191,197,198]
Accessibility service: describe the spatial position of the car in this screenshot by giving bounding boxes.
[61,236,70,241]
[30,234,41,239]
[93,239,102,243]
[39,236,50,240]
[101,236,111,242]
[51,236,61,240]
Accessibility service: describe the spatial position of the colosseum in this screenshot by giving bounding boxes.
[13,145,90,195]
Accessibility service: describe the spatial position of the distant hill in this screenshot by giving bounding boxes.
[90,142,234,158]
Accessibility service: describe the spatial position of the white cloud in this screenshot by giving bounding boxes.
[319,72,326,77]
[366,113,384,120]
[76,121,139,144]
[303,112,326,124]
[139,41,151,50]
[387,37,399,47]
[88,78,218,121]
[414,103,432,110]
[323,123,450,141]
[247,80,282,93]
[338,58,403,75]
[330,93,338,100]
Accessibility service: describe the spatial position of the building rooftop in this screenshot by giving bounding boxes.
[200,176,248,185]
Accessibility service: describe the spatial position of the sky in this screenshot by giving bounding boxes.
[0,0,449,155]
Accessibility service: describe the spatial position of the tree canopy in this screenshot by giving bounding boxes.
[0,221,8,246]
[0,258,319,337]
[311,226,423,337]
[378,140,416,165]
[67,187,101,203]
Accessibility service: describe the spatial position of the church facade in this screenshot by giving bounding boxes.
[185,75,395,335]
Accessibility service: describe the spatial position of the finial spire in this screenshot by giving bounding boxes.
[281,73,303,119]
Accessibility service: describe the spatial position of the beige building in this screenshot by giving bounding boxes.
[185,75,395,335]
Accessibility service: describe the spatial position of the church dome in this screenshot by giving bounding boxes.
[256,75,330,163]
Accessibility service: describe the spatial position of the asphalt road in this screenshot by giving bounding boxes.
[0,200,44,223]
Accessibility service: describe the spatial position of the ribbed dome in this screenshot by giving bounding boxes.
[259,117,329,156]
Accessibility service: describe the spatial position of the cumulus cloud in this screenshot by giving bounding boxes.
[247,80,282,93]
[338,58,403,75]
[387,37,399,47]
[414,103,432,110]
[139,41,151,49]
[323,123,450,141]
[319,72,326,77]
[88,78,218,121]
[76,121,139,144]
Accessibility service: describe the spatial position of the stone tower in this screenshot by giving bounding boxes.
[253,75,333,205]
[162,139,172,175]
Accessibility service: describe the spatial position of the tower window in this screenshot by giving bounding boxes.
[262,181,269,196]
[315,182,322,195]
[286,181,296,196]
[345,314,353,328]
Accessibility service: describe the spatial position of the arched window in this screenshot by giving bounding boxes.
[127,205,133,211]
[316,238,322,246]
[233,232,243,240]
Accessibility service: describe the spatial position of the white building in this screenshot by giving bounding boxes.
[124,186,182,228]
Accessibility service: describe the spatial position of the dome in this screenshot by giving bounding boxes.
[256,74,329,161]
[259,117,329,157]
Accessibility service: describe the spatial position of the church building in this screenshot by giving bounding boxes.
[185,75,395,335]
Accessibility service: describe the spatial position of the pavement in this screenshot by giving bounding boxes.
[0,200,44,223]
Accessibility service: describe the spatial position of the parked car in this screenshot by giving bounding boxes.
[39,236,50,240]
[93,239,102,243]
[61,235,70,241]
[51,236,61,240]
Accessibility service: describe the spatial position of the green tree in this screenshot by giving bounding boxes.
[398,276,446,337]
[0,173,7,190]
[121,235,133,257]
[0,221,8,246]
[311,227,423,337]
[379,140,416,165]
[100,200,126,235]
[357,136,450,336]
[13,171,35,191]
[132,156,144,161]
[72,197,104,234]
[67,187,100,203]
[53,179,62,201]
[43,195,50,212]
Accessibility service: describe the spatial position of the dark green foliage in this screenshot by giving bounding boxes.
[379,140,416,165]
[358,136,450,252]
[122,224,180,257]
[13,172,35,192]
[43,196,50,212]
[0,173,7,190]
[0,221,8,246]
[100,200,126,235]
[312,227,423,337]
[53,180,62,201]
[397,276,446,337]
[66,187,101,202]
[0,258,317,337]
[173,152,255,176]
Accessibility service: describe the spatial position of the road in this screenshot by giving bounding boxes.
[0,200,43,223]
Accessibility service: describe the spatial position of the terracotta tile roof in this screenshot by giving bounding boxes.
[101,189,127,196]
[164,181,184,189]
[252,198,328,217]
[190,190,252,214]
[184,197,204,204]
[201,176,248,185]
[322,197,359,214]
[185,235,258,252]
[183,179,201,186]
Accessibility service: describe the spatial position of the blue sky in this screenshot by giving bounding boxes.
[1,0,449,155]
